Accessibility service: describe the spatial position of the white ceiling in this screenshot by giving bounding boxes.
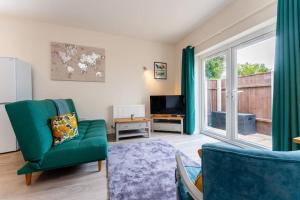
[0,0,234,44]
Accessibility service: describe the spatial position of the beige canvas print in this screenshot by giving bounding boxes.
[51,42,105,82]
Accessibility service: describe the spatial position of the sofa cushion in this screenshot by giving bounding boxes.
[5,99,79,162]
[5,100,57,162]
[64,99,79,120]
[51,112,79,145]
[41,120,108,169]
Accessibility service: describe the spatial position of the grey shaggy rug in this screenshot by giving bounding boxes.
[107,139,200,200]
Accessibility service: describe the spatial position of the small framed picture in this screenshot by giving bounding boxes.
[154,62,167,79]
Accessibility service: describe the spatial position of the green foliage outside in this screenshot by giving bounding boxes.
[237,63,270,77]
[205,56,224,80]
[205,56,271,79]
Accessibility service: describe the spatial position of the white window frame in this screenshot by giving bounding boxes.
[200,50,230,138]
[197,23,276,149]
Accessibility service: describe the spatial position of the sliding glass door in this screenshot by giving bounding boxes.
[202,53,228,136]
[233,35,275,148]
[199,26,275,149]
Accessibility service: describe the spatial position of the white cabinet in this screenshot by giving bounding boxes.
[0,59,16,103]
[117,122,148,131]
[115,120,151,142]
[151,116,184,134]
[153,122,182,132]
[15,59,32,101]
[0,105,17,153]
[0,57,32,153]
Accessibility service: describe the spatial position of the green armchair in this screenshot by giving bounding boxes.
[5,99,108,185]
[176,143,300,200]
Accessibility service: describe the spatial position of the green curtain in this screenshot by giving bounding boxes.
[181,46,195,135]
[272,0,300,151]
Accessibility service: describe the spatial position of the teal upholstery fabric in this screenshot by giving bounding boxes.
[5,100,57,161]
[181,46,195,135]
[178,166,201,200]
[52,99,72,115]
[41,120,108,169]
[5,99,108,175]
[202,143,300,200]
[272,0,300,151]
[65,99,79,121]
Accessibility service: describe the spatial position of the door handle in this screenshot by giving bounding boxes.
[232,90,243,93]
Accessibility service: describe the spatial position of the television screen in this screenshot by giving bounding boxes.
[150,95,185,115]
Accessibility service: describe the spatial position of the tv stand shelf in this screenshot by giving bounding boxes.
[114,117,151,141]
[151,115,184,134]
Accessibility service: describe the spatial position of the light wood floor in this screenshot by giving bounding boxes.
[0,133,218,200]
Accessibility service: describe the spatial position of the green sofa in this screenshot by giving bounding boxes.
[5,99,108,185]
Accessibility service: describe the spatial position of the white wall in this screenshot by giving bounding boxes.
[0,17,177,132]
[0,0,278,134]
[174,0,277,93]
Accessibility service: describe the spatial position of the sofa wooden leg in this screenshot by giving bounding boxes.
[98,160,102,172]
[25,173,32,186]
[106,159,108,178]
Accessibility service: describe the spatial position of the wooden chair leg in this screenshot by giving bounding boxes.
[25,173,32,186]
[98,160,102,172]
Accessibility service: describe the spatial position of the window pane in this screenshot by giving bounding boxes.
[236,37,275,149]
[205,55,226,136]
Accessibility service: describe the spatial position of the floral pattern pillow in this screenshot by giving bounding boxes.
[194,173,202,191]
[51,112,79,145]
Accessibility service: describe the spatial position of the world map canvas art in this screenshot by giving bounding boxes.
[51,42,105,82]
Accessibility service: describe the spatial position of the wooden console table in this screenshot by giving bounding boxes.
[114,117,151,141]
[151,115,184,134]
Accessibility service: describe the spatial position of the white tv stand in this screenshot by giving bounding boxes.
[151,115,184,134]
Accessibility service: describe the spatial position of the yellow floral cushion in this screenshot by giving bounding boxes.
[50,112,79,145]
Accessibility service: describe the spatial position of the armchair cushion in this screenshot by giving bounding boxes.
[178,166,202,200]
[202,143,300,200]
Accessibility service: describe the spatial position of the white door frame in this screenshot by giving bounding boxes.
[197,24,276,149]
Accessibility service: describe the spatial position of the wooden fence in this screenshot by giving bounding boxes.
[208,72,272,135]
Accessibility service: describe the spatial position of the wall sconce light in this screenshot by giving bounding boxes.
[143,66,148,71]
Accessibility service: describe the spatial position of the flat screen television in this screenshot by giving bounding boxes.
[150,95,185,115]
